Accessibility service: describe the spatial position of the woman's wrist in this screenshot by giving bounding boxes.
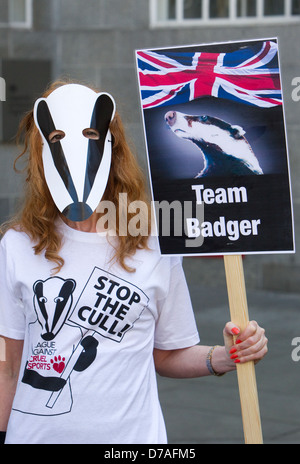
[209,345,236,376]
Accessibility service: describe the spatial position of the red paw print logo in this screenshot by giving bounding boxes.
[51,355,66,374]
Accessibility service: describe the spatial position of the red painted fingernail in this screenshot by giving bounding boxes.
[236,339,242,344]
[231,354,239,360]
[229,348,237,354]
[234,359,241,364]
[231,328,240,335]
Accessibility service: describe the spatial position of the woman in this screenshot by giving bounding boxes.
[0,80,268,444]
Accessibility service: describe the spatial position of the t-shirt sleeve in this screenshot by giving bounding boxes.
[154,259,200,350]
[0,236,26,340]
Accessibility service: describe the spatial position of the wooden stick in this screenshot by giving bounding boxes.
[224,255,263,445]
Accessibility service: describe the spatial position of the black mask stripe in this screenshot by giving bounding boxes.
[34,281,50,335]
[83,94,114,202]
[51,280,75,332]
[37,100,78,203]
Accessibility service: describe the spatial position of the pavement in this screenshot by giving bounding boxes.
[157,257,300,444]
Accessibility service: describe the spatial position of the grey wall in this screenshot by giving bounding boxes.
[0,0,299,292]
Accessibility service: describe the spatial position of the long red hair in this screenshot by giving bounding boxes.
[1,79,151,272]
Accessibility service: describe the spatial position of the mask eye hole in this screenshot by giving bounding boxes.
[49,130,65,144]
[82,128,100,140]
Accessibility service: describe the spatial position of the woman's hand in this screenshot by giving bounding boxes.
[223,321,268,365]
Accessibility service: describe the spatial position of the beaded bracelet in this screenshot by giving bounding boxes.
[206,345,226,377]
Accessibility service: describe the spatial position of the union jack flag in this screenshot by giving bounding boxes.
[136,40,282,109]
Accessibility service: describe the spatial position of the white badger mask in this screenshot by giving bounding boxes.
[33,84,116,222]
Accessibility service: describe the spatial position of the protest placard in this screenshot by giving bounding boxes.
[136,37,295,444]
[69,267,149,341]
[136,38,295,257]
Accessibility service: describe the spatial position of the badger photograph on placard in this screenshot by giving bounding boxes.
[164,108,264,178]
[136,38,295,256]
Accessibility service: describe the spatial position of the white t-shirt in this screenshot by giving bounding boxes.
[0,221,200,444]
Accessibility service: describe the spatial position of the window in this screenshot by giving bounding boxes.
[210,0,229,18]
[237,0,257,17]
[185,0,202,18]
[0,0,32,28]
[156,0,176,20]
[150,0,300,26]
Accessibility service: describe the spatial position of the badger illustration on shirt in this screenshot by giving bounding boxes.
[20,277,98,415]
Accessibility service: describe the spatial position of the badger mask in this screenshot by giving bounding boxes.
[33,84,116,222]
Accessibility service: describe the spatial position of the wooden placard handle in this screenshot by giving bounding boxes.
[224,255,263,445]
